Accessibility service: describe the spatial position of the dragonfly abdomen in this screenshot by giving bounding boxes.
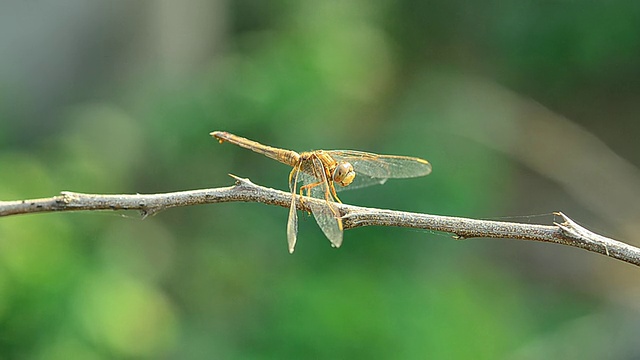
[211,131,300,166]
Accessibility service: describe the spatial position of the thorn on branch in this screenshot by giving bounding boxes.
[228,174,254,188]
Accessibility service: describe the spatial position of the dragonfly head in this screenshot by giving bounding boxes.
[333,162,356,186]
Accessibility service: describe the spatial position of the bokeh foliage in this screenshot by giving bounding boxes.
[1,1,639,358]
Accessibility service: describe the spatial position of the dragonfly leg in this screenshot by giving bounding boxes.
[300,181,341,219]
[325,194,342,221]
[300,181,323,198]
[288,166,297,187]
[301,157,326,199]
[317,159,342,203]
[328,181,342,203]
[298,182,322,214]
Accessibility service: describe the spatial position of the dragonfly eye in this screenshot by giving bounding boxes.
[333,162,356,186]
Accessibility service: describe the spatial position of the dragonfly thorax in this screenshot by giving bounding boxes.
[333,162,356,186]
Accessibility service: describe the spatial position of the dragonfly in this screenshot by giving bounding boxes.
[211,131,432,253]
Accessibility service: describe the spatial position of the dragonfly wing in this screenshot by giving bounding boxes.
[334,173,388,192]
[309,200,343,248]
[329,150,432,180]
[287,165,301,253]
[287,196,298,253]
[302,157,344,248]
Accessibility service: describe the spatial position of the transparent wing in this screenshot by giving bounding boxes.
[334,173,388,192]
[286,164,301,253]
[300,157,343,248]
[328,150,432,179]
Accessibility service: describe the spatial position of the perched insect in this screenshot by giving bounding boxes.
[211,131,432,252]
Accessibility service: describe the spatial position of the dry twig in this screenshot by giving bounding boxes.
[1,175,638,267]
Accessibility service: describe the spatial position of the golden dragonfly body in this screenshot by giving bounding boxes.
[211,131,432,253]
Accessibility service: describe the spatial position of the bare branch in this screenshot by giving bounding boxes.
[1,175,639,267]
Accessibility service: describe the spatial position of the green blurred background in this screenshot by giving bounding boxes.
[2,1,640,358]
